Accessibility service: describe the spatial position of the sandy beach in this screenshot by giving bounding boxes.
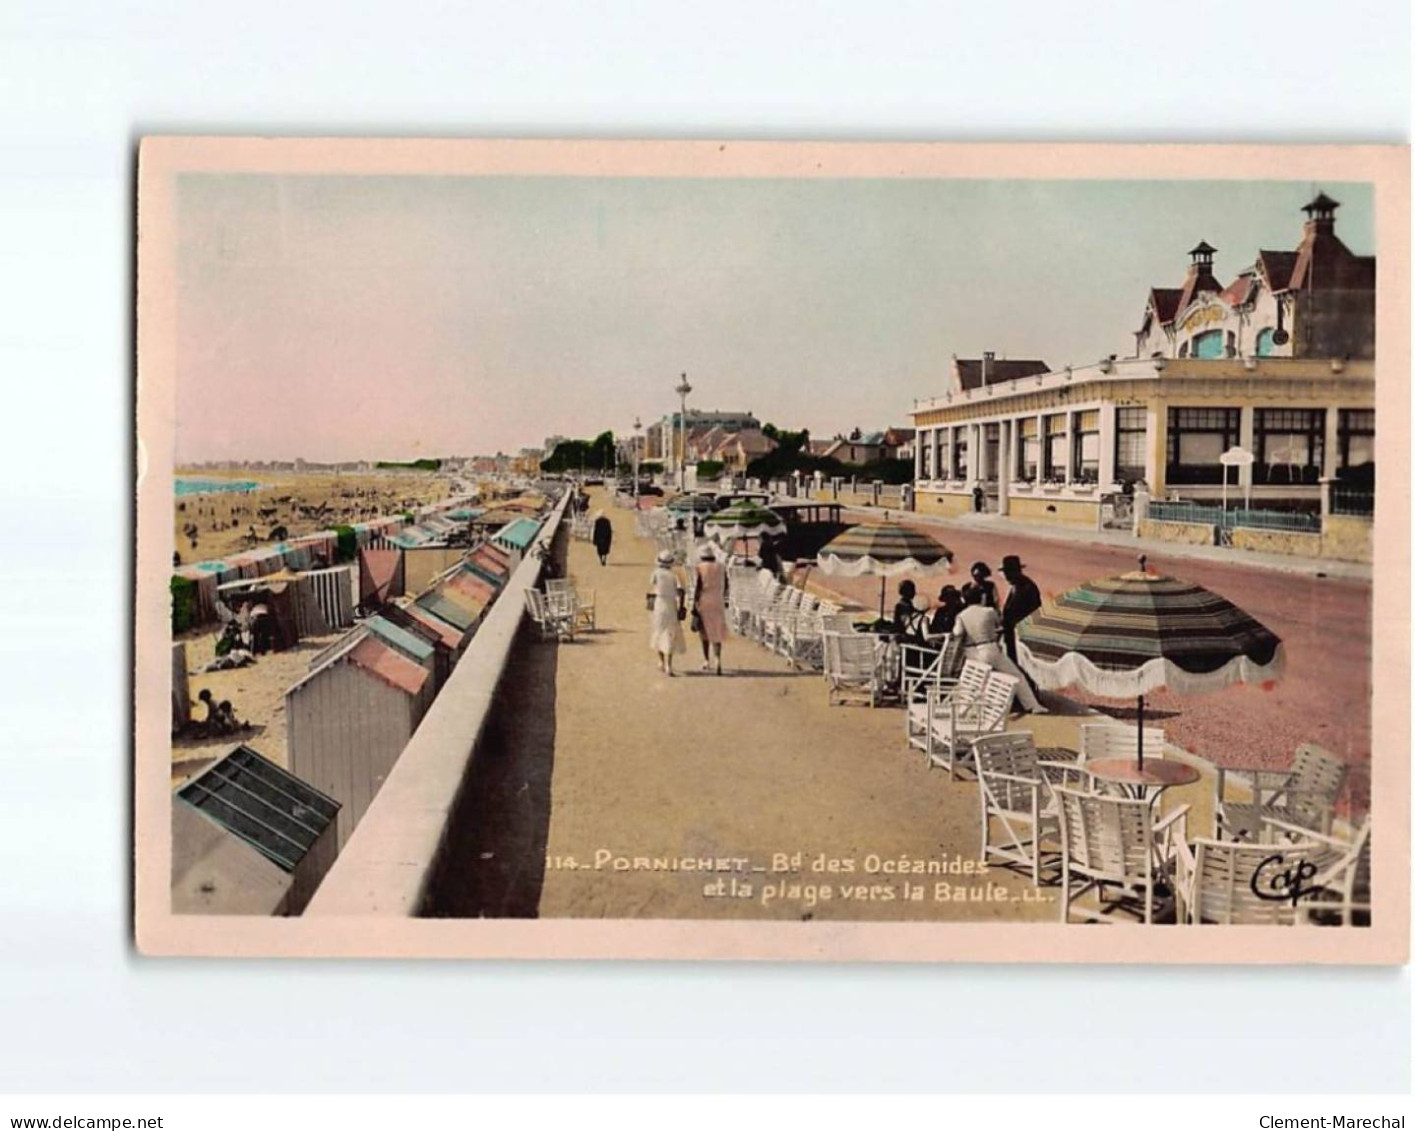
[172,469,459,563]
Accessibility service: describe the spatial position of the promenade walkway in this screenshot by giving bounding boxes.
[532,491,1210,923]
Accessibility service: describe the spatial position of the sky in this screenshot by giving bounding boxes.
[173,175,1375,463]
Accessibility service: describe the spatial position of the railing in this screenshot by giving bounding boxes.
[1330,487,1375,517]
[1148,501,1321,533]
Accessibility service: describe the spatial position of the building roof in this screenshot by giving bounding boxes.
[955,358,1051,390]
[494,517,541,550]
[398,603,466,650]
[416,592,476,631]
[363,614,436,663]
[348,635,430,697]
[176,745,339,873]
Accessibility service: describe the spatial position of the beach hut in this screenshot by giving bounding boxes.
[401,544,465,594]
[172,744,340,916]
[399,601,471,659]
[378,604,455,687]
[491,517,541,565]
[285,633,436,847]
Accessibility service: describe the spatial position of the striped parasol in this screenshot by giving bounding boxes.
[667,493,719,515]
[1016,556,1283,768]
[817,522,953,617]
[702,501,786,544]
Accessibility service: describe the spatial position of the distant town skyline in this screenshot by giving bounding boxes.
[174,175,1374,463]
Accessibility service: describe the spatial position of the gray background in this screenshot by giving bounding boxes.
[0,0,1409,1094]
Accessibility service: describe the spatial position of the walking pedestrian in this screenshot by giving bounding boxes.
[591,510,613,566]
[692,543,729,674]
[647,549,687,676]
[951,587,1047,714]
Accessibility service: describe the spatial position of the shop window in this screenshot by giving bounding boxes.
[1165,407,1240,485]
[1253,408,1325,486]
[951,426,969,479]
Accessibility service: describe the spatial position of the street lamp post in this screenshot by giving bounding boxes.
[674,372,693,491]
[632,415,642,504]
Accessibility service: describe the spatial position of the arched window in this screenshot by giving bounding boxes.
[1191,329,1224,359]
[1255,327,1276,356]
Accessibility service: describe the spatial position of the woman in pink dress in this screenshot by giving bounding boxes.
[692,543,730,674]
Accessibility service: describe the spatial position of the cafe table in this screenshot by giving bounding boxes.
[1083,757,1200,803]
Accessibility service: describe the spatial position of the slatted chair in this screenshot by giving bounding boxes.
[922,671,1019,779]
[900,636,964,705]
[762,587,804,655]
[780,598,828,671]
[524,588,574,642]
[1215,743,1348,841]
[547,578,596,632]
[1260,815,1372,927]
[906,658,992,761]
[823,631,886,707]
[1171,825,1347,926]
[1054,787,1189,925]
[975,732,1060,887]
[1079,722,1167,764]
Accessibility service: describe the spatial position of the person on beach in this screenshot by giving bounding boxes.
[928,584,964,638]
[647,549,687,676]
[691,543,729,674]
[592,510,613,566]
[961,561,998,609]
[1000,553,1043,697]
[951,586,1047,714]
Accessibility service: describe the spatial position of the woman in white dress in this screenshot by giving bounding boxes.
[648,549,687,676]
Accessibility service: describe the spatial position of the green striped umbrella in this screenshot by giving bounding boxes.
[667,493,719,515]
[1016,556,1283,768]
[702,501,786,544]
[816,522,953,617]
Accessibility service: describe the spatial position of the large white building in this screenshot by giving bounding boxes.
[909,193,1377,527]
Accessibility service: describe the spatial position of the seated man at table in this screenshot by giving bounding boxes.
[951,587,1047,714]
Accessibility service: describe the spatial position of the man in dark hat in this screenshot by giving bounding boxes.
[1000,554,1042,692]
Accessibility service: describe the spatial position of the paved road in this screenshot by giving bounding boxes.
[806,512,1371,808]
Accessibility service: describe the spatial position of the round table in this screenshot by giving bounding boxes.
[1085,757,1200,801]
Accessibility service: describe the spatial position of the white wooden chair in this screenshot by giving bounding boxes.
[762,587,803,655]
[780,598,828,671]
[1079,722,1167,764]
[524,589,574,642]
[1259,815,1372,926]
[921,671,1019,778]
[906,658,992,764]
[1215,743,1348,841]
[900,637,963,705]
[823,631,886,707]
[1171,821,1352,925]
[1054,787,1189,925]
[547,578,596,632]
[974,732,1059,887]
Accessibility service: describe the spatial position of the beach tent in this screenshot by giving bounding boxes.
[358,546,405,609]
[285,634,435,848]
[303,565,355,630]
[217,578,302,651]
[173,744,340,916]
[172,642,190,734]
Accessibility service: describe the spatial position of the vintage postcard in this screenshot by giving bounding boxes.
[135,139,1409,962]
